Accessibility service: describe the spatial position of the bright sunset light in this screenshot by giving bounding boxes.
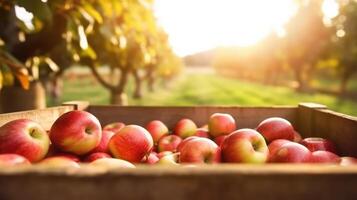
[154,0,339,56]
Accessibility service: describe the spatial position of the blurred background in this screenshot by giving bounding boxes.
[0,0,356,116]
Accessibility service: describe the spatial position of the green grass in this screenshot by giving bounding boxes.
[57,74,357,117]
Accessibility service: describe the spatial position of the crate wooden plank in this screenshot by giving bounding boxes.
[88,105,298,130]
[0,165,357,200]
[0,105,75,130]
[311,109,357,156]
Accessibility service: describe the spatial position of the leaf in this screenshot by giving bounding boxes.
[82,4,103,24]
[0,69,3,90]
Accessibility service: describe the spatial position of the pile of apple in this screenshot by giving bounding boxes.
[0,110,356,168]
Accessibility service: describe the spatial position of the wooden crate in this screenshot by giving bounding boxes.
[0,102,357,200]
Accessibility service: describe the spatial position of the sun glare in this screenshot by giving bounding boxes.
[155,0,339,56]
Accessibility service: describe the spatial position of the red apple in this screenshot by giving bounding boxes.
[52,152,80,162]
[208,113,236,137]
[267,139,291,161]
[90,130,115,153]
[145,152,159,164]
[340,157,357,166]
[84,152,112,162]
[270,142,311,163]
[256,117,295,143]
[0,154,31,167]
[221,129,268,163]
[214,135,227,147]
[300,137,337,154]
[50,110,102,155]
[293,130,302,143]
[174,119,197,139]
[310,150,340,163]
[179,137,221,164]
[0,119,50,162]
[146,120,169,144]
[194,128,210,138]
[157,152,179,165]
[109,125,153,163]
[103,122,125,133]
[90,158,135,168]
[176,136,200,152]
[157,135,182,152]
[38,156,80,168]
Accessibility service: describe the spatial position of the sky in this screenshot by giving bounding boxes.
[154,0,339,56]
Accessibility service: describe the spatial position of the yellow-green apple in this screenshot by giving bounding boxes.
[208,113,236,138]
[145,120,169,144]
[84,152,112,162]
[214,135,227,147]
[340,157,357,166]
[176,136,200,152]
[145,152,159,164]
[103,122,125,133]
[270,142,311,163]
[256,117,295,143]
[0,119,50,162]
[90,130,115,153]
[310,150,340,163]
[109,125,153,163]
[179,137,221,164]
[267,139,291,162]
[293,131,302,143]
[157,135,182,152]
[37,156,80,168]
[194,128,210,138]
[52,152,80,162]
[90,158,135,168]
[221,129,268,163]
[157,151,174,159]
[300,137,337,154]
[0,154,31,167]
[174,119,197,139]
[50,110,102,155]
[157,152,179,165]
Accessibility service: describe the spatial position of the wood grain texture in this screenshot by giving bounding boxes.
[88,105,298,130]
[0,105,75,130]
[0,165,357,200]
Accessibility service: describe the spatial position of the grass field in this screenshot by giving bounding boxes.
[57,73,357,117]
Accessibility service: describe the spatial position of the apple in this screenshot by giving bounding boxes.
[256,117,295,143]
[174,119,197,139]
[145,152,159,164]
[157,151,174,159]
[300,137,337,154]
[0,154,31,167]
[109,125,153,163]
[267,139,291,162]
[0,119,50,162]
[103,122,125,133]
[51,152,80,162]
[176,136,200,152]
[310,150,340,163]
[157,135,182,152]
[293,130,302,143]
[157,152,179,165]
[145,120,169,144]
[179,137,221,164]
[340,157,357,166]
[214,135,227,147]
[84,152,112,162]
[38,156,80,168]
[208,113,236,137]
[90,130,115,153]
[89,158,135,168]
[50,110,102,155]
[221,129,268,163]
[270,142,311,163]
[194,128,210,138]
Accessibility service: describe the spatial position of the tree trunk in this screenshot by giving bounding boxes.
[0,81,46,113]
[293,66,308,92]
[146,68,155,92]
[132,70,142,99]
[340,71,351,95]
[110,70,129,105]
